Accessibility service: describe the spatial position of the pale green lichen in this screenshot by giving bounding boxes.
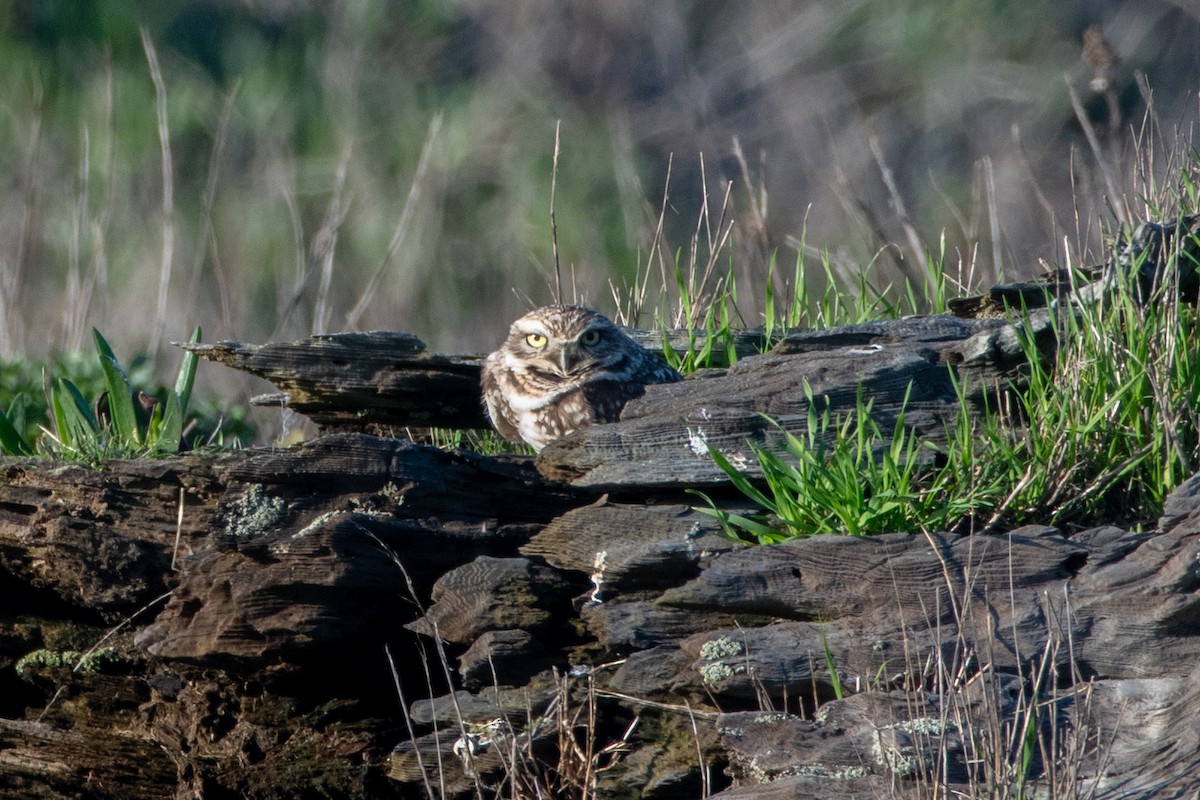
[698,635,747,686]
[872,730,918,777]
[381,481,406,505]
[741,759,871,784]
[793,764,871,780]
[893,716,953,736]
[698,660,746,686]
[870,717,955,777]
[223,484,285,537]
[699,635,745,660]
[16,647,119,675]
[291,510,346,540]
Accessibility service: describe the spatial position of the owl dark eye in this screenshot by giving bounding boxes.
[526,333,548,348]
[580,329,602,346]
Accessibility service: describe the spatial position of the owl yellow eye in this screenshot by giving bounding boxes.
[580,329,602,346]
[525,333,548,348]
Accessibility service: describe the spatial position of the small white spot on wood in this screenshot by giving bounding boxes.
[726,452,750,470]
[590,550,608,603]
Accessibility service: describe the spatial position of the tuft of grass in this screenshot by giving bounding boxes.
[695,212,1200,540]
[0,326,242,461]
[692,383,1007,541]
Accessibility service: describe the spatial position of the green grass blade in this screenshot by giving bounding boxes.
[174,326,201,414]
[92,328,140,445]
[48,384,72,449]
[820,627,844,700]
[152,391,183,453]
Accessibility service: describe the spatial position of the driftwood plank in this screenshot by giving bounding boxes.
[187,328,768,437]
[186,332,489,432]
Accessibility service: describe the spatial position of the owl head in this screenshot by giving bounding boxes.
[504,305,628,382]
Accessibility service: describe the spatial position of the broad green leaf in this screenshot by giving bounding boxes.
[0,407,32,455]
[59,379,100,433]
[92,329,140,444]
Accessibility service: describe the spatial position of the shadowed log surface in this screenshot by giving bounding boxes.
[3,434,1198,798]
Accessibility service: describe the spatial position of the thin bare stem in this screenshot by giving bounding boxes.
[170,486,185,570]
[551,120,563,306]
[4,80,43,353]
[312,144,352,334]
[345,111,444,330]
[1065,75,1128,228]
[869,134,927,274]
[141,27,175,359]
[190,79,241,333]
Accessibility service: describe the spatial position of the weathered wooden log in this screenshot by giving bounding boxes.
[0,458,223,615]
[407,678,559,727]
[3,434,1200,798]
[185,331,490,432]
[137,438,584,663]
[458,629,556,689]
[0,433,584,798]
[604,522,1186,705]
[521,502,740,601]
[0,717,177,800]
[180,215,1197,494]
[186,328,768,437]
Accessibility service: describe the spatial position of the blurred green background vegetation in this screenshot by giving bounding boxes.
[1,0,1197,440]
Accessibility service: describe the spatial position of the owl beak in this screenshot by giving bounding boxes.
[557,343,584,376]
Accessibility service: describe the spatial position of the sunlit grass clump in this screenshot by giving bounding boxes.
[694,213,1200,540]
[0,327,250,461]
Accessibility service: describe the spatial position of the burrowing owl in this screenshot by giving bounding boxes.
[481,305,683,451]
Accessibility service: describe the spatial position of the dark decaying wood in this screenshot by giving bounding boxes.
[185,331,490,432]
[3,226,1200,798]
[3,432,1199,798]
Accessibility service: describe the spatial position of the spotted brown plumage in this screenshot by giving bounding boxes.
[481,305,682,451]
